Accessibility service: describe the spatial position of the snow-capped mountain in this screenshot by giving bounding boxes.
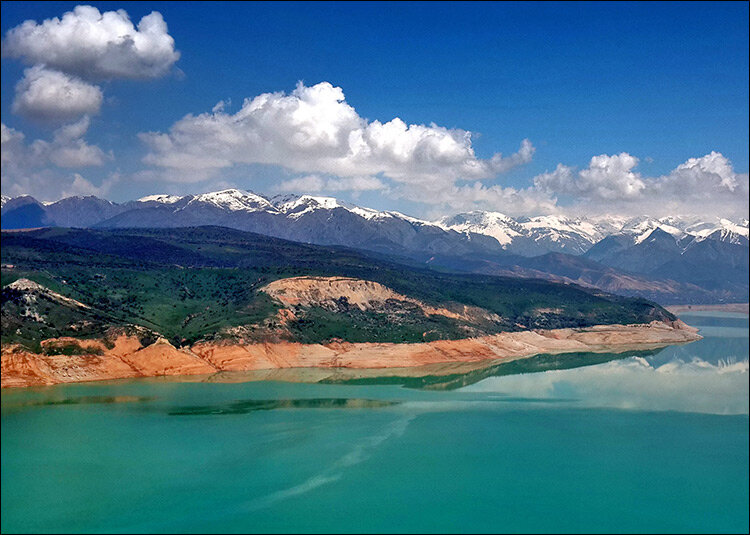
[0,195,9,209]
[1,189,747,303]
[273,194,381,220]
[439,211,749,255]
[437,211,524,247]
[438,212,630,255]
[436,211,609,255]
[186,189,278,212]
[2,189,498,260]
[517,215,610,255]
[2,189,748,256]
[610,215,749,249]
[2,190,747,256]
[583,222,748,301]
[686,218,749,246]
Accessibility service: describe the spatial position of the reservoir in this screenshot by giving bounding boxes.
[2,311,748,533]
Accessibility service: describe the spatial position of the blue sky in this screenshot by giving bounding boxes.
[1,1,748,219]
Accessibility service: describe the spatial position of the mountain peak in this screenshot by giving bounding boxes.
[273,194,344,211]
[187,189,276,212]
[437,210,522,246]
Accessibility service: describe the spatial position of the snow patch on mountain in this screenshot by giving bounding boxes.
[186,189,277,212]
[436,211,522,246]
[521,215,606,243]
[138,194,182,204]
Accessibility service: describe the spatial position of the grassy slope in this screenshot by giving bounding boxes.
[1,227,674,349]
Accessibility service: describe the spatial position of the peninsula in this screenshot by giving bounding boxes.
[1,227,701,388]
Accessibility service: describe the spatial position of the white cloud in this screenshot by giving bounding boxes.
[414,181,558,218]
[12,66,103,122]
[33,116,110,168]
[326,176,386,192]
[533,151,749,219]
[140,81,534,186]
[1,119,111,200]
[0,123,28,175]
[278,174,386,193]
[640,152,749,219]
[534,153,645,200]
[278,175,326,193]
[654,151,741,194]
[2,5,179,80]
[61,172,120,198]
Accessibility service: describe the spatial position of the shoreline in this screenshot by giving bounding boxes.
[666,303,749,315]
[1,320,702,389]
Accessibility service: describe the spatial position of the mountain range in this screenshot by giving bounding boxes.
[1,189,748,304]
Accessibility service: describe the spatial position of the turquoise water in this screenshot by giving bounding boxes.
[2,312,748,533]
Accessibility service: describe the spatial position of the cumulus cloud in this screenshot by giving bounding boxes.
[642,152,749,218]
[2,5,179,80]
[12,66,103,122]
[534,153,645,200]
[35,116,110,168]
[140,81,534,185]
[1,119,111,200]
[533,151,748,219]
[655,151,742,195]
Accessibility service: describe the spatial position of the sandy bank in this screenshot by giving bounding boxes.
[1,320,701,388]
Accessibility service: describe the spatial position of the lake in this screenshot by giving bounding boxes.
[2,311,748,533]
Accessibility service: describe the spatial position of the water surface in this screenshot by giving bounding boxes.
[2,311,748,533]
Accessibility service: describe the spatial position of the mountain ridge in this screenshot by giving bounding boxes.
[2,190,747,304]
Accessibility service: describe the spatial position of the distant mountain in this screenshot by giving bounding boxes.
[3,190,746,257]
[43,196,130,228]
[87,190,504,260]
[0,196,54,228]
[439,211,749,257]
[584,226,749,302]
[1,189,747,304]
[423,249,729,305]
[435,211,618,255]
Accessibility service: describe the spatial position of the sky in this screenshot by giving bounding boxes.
[1,1,748,220]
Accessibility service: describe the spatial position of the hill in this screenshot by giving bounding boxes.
[1,226,675,351]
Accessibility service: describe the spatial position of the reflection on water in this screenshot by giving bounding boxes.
[168,398,398,416]
[1,311,746,415]
[464,355,748,415]
[120,348,662,392]
[1,395,155,414]
[321,349,660,390]
[462,311,749,415]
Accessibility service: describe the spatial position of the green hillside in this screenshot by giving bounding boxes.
[1,227,675,350]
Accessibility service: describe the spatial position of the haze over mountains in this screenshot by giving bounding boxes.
[1,189,748,304]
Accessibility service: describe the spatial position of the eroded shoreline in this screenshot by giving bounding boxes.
[666,303,749,315]
[1,320,701,388]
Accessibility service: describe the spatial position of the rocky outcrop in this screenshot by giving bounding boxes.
[1,320,701,388]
